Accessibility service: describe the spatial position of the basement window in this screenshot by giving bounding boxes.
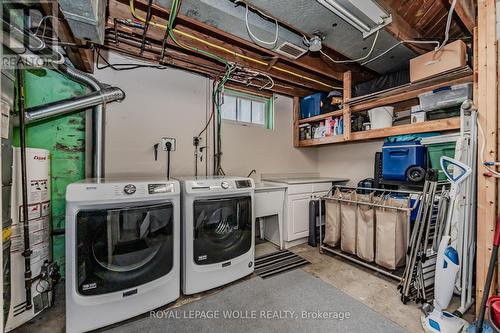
[221,89,274,129]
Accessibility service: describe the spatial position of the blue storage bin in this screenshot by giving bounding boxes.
[382,142,427,181]
[300,92,326,119]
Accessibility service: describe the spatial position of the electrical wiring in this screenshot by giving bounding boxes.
[229,66,275,90]
[160,0,232,175]
[235,0,279,47]
[477,120,500,178]
[2,18,45,50]
[95,47,169,70]
[340,0,457,66]
[360,40,441,66]
[435,0,458,52]
[318,30,379,64]
[34,15,60,39]
[128,0,340,90]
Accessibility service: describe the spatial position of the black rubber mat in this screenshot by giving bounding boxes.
[254,250,310,279]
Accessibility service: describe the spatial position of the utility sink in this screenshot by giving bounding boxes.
[254,181,287,192]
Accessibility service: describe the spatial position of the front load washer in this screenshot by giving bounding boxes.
[178,176,255,295]
[65,179,180,332]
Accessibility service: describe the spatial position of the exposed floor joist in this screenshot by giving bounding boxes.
[105,0,379,96]
[40,2,94,72]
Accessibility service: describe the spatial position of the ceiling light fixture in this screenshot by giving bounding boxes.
[316,0,392,38]
[308,36,323,52]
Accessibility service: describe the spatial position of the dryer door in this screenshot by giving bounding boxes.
[193,196,252,265]
[76,202,174,296]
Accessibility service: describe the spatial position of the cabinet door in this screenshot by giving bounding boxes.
[287,193,311,241]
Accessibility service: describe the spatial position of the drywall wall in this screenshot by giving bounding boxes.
[94,52,210,178]
[317,140,383,185]
[94,52,318,179]
[221,96,318,180]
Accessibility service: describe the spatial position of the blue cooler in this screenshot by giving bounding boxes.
[382,142,427,182]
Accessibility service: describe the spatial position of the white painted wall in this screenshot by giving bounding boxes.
[317,140,383,185]
[95,52,210,178]
[221,96,318,180]
[94,52,318,179]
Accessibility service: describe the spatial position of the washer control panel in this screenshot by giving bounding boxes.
[123,184,136,195]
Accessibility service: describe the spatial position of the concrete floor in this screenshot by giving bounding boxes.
[11,241,472,333]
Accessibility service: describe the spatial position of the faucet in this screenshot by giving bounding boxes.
[247,169,256,178]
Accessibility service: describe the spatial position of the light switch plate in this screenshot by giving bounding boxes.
[161,137,176,151]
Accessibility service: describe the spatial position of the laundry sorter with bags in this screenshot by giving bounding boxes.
[319,186,423,280]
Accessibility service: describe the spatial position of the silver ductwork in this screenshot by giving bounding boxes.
[15,64,125,179]
[58,64,111,179]
[24,88,125,124]
[59,0,107,44]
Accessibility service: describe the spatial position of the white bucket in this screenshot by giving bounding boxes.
[368,106,394,129]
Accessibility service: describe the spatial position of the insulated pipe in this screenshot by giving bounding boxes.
[24,88,125,124]
[57,65,108,179]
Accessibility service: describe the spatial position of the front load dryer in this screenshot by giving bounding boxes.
[178,176,255,295]
[65,179,180,332]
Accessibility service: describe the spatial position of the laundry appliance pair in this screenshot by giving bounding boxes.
[65,176,255,332]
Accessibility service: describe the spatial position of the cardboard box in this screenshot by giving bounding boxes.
[411,111,426,124]
[410,40,467,83]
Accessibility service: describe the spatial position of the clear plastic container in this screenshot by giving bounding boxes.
[418,83,472,111]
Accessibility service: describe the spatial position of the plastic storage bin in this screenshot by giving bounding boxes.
[418,83,472,112]
[300,92,326,119]
[427,142,456,181]
[382,142,427,182]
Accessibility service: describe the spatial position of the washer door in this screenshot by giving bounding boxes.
[193,196,252,265]
[76,202,173,296]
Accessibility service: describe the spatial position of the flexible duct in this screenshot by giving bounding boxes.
[58,64,109,178]
[24,88,125,123]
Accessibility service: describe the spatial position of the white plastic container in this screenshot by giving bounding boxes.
[418,83,472,111]
[368,106,394,129]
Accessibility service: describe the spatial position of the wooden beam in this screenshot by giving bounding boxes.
[349,117,460,141]
[109,23,335,93]
[40,3,94,72]
[476,0,497,315]
[452,0,476,34]
[103,33,313,97]
[376,0,431,54]
[293,97,300,148]
[114,0,376,82]
[107,2,343,92]
[343,71,352,141]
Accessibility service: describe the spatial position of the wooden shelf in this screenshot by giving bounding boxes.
[299,110,344,124]
[298,135,345,147]
[349,75,473,113]
[350,117,461,141]
[293,70,470,148]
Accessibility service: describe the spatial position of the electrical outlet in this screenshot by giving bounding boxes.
[193,136,202,146]
[161,138,176,151]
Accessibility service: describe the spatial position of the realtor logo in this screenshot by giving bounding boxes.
[2,1,61,69]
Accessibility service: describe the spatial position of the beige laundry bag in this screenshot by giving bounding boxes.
[375,197,409,270]
[356,193,375,262]
[324,188,341,247]
[340,191,357,254]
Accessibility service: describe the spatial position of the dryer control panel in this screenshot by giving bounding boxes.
[182,177,255,194]
[235,180,252,189]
